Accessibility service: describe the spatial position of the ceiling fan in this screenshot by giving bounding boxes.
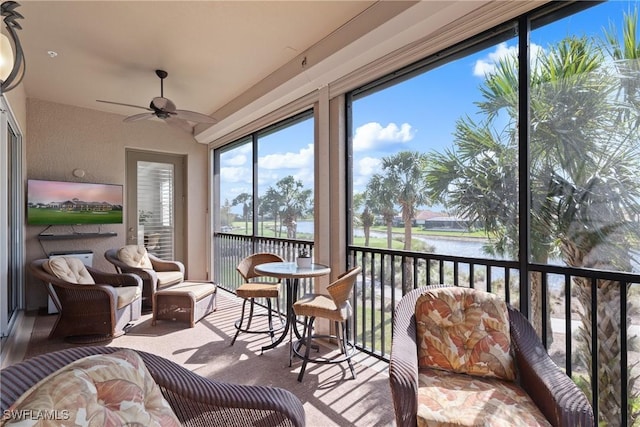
[97,69,217,133]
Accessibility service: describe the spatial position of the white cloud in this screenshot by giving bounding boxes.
[260,144,313,169]
[352,175,370,190]
[294,168,314,187]
[220,143,251,167]
[350,156,382,193]
[258,171,280,186]
[357,156,381,176]
[256,145,315,189]
[353,122,415,152]
[474,42,545,77]
[222,153,247,167]
[220,166,251,183]
[474,42,517,77]
[529,43,547,73]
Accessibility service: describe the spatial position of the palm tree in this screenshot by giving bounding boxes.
[232,192,252,234]
[426,14,640,425]
[365,173,397,249]
[379,151,430,293]
[260,188,282,237]
[353,192,375,247]
[381,151,430,252]
[604,7,640,120]
[220,199,234,228]
[274,176,312,239]
[360,205,375,247]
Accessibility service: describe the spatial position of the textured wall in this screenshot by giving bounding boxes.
[25,98,209,311]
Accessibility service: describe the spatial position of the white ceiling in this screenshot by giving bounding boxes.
[12,1,543,143]
[15,1,387,135]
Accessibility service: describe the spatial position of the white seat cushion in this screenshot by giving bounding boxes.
[156,271,184,288]
[156,281,217,299]
[116,285,142,309]
[44,257,95,284]
[118,245,153,269]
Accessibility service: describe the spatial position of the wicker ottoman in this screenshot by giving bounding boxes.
[152,281,217,328]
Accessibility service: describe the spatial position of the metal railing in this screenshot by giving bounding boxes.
[347,245,639,427]
[214,232,315,301]
[213,233,639,425]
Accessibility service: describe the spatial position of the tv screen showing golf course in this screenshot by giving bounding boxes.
[27,179,123,225]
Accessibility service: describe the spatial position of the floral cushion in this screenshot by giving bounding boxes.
[4,349,180,426]
[417,368,551,426]
[118,245,153,269]
[415,287,515,381]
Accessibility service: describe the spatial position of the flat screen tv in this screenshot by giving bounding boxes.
[27,179,123,225]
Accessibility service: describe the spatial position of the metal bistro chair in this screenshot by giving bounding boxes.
[292,266,361,382]
[231,252,286,346]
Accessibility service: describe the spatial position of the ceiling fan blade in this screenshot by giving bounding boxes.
[124,112,155,122]
[165,116,194,133]
[97,100,152,111]
[174,109,217,123]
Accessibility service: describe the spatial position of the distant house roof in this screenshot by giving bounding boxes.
[414,210,447,221]
[426,216,467,222]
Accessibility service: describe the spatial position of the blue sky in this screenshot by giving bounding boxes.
[220,1,637,214]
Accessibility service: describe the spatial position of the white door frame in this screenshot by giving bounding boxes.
[125,149,186,263]
[0,96,25,339]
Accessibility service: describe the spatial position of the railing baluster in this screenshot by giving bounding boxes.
[504,268,511,305]
[590,276,599,421]
[453,261,459,286]
[541,272,548,349]
[621,280,628,427]
[212,234,637,418]
[564,273,572,378]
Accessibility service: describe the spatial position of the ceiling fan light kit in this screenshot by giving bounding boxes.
[97,69,216,133]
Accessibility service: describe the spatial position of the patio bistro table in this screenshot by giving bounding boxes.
[254,262,330,357]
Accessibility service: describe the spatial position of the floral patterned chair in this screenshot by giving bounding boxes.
[1,347,305,427]
[389,286,595,427]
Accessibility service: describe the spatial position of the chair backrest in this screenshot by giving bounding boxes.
[117,245,153,269]
[236,252,285,281]
[414,286,515,381]
[327,266,361,306]
[145,233,161,251]
[42,257,95,285]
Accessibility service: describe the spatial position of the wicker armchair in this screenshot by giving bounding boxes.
[105,246,185,310]
[389,286,595,427]
[292,266,361,382]
[0,346,305,427]
[30,258,142,341]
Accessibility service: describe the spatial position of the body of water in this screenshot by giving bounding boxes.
[295,221,640,274]
[296,221,500,259]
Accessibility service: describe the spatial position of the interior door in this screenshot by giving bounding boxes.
[126,150,185,263]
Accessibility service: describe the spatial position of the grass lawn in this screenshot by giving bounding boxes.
[28,208,122,225]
